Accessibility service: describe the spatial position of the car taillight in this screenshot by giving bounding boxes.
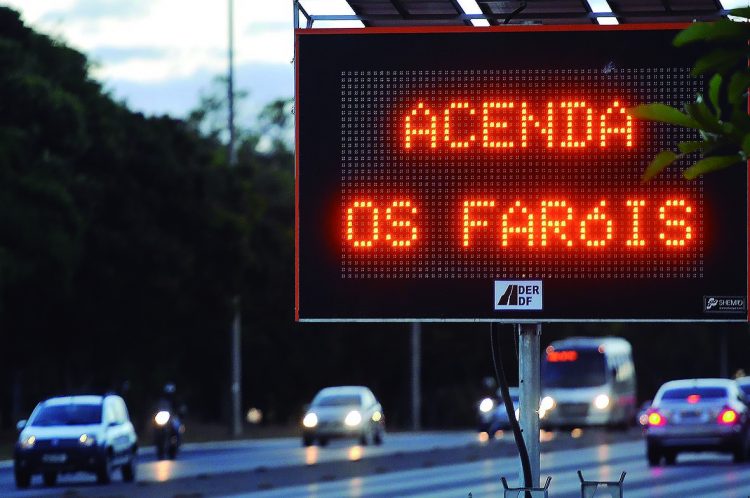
[718,408,739,425]
[647,410,667,427]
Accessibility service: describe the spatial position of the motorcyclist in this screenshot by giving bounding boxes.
[153,383,185,459]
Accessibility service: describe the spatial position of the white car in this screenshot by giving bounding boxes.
[302,386,385,447]
[13,395,138,488]
[645,379,750,466]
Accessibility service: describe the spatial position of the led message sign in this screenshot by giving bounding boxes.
[296,25,747,322]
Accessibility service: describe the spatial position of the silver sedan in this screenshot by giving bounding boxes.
[645,378,750,466]
[301,386,385,447]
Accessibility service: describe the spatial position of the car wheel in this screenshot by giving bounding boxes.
[373,429,383,446]
[646,444,661,467]
[302,435,314,447]
[167,445,178,460]
[14,468,31,489]
[42,471,57,487]
[664,451,677,465]
[96,453,113,485]
[318,437,329,447]
[121,453,136,483]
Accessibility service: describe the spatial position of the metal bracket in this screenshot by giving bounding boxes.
[500,476,552,498]
[578,470,626,498]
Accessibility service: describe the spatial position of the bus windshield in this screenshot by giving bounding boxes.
[542,349,607,388]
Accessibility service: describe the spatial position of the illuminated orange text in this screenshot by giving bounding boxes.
[405,100,633,150]
[457,198,694,249]
[347,200,418,248]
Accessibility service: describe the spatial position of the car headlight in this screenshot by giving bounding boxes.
[154,410,171,426]
[20,435,36,450]
[540,396,555,412]
[593,394,610,410]
[372,411,382,422]
[79,434,96,447]
[479,398,494,413]
[303,412,318,428]
[344,410,362,427]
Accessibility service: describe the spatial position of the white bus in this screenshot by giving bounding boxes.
[540,337,637,428]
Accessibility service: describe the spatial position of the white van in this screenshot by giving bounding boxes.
[540,337,637,428]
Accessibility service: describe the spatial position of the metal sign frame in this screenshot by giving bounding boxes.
[295,24,748,323]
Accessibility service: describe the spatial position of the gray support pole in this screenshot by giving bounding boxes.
[228,0,241,438]
[231,296,242,436]
[518,323,541,487]
[411,322,422,431]
[227,0,236,166]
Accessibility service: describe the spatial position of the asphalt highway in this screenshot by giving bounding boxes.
[1,429,749,497]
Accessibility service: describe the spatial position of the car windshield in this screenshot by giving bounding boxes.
[542,349,606,388]
[315,394,361,407]
[740,385,750,397]
[31,403,102,426]
[661,387,727,402]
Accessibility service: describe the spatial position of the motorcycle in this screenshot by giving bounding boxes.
[153,409,184,460]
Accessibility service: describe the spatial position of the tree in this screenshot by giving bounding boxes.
[630,9,750,180]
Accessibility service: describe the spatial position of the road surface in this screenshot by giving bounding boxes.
[1,429,748,497]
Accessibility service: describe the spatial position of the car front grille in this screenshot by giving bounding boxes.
[35,438,80,450]
[557,403,590,418]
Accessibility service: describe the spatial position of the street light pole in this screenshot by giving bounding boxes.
[228,0,242,438]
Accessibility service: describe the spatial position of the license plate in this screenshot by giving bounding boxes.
[42,453,67,463]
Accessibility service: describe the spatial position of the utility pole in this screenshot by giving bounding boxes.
[228,0,242,438]
[411,322,421,431]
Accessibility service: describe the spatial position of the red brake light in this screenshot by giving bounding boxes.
[647,411,666,427]
[686,394,700,404]
[718,408,739,425]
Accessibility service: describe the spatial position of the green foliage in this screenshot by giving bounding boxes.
[630,9,750,180]
[0,6,295,423]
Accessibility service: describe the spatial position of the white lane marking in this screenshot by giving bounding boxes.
[231,457,513,497]
[229,439,750,498]
[232,441,648,497]
[625,464,750,498]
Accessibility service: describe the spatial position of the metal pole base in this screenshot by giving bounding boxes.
[500,476,552,498]
[578,470,626,498]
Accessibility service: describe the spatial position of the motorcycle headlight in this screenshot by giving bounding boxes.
[20,435,36,450]
[155,410,171,426]
[344,410,362,427]
[303,412,318,428]
[79,434,96,447]
[479,398,494,413]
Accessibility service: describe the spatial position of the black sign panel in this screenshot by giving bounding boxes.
[295,25,748,322]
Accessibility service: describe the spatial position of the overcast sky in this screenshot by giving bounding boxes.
[4,0,747,121]
[1,0,300,120]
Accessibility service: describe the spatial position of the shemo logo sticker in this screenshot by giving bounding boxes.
[494,281,543,311]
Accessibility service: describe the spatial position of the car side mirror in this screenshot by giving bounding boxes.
[16,420,26,432]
